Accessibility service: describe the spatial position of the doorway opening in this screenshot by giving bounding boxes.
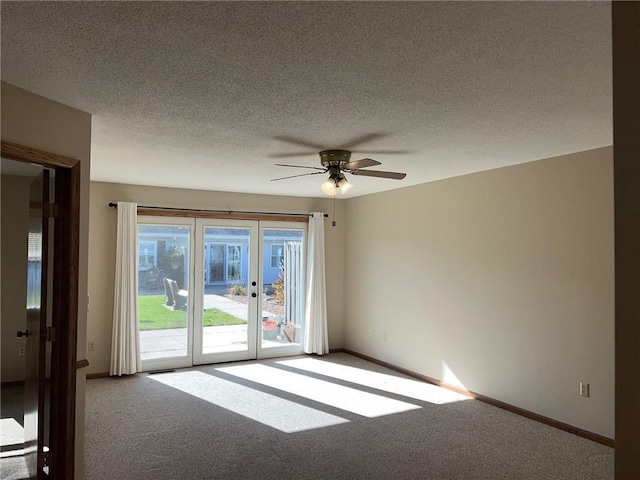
[136,218,307,370]
[1,141,82,480]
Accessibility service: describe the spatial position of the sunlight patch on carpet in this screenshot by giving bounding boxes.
[217,364,421,418]
[0,418,25,459]
[0,418,23,443]
[149,370,348,433]
[277,358,471,405]
[0,418,23,447]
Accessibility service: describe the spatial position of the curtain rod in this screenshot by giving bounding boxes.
[107,202,328,218]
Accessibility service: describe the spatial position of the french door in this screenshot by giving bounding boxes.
[137,217,306,370]
[192,219,258,364]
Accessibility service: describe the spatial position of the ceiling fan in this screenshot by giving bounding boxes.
[271,149,407,196]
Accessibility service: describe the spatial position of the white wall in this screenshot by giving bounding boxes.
[344,147,614,439]
[87,181,345,374]
[1,81,92,480]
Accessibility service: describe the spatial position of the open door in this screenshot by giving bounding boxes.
[2,140,81,479]
[21,170,52,479]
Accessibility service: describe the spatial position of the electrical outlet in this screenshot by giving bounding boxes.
[18,346,26,357]
[580,382,590,398]
[383,331,388,341]
[88,341,95,352]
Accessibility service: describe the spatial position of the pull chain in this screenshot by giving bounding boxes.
[332,193,336,227]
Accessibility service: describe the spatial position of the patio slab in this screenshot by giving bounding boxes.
[140,294,289,361]
[202,294,275,321]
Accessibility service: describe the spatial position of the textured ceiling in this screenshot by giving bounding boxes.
[1,1,612,198]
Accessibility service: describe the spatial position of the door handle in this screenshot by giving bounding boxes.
[251,292,257,298]
[16,330,29,338]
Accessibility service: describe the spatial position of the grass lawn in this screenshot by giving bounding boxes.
[138,294,246,330]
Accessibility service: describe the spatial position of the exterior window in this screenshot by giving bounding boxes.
[270,243,284,269]
[139,240,157,269]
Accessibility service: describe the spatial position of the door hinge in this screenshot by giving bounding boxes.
[45,203,59,218]
[45,327,56,342]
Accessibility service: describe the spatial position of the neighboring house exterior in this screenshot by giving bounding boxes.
[138,226,303,290]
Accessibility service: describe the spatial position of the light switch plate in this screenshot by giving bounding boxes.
[580,382,590,397]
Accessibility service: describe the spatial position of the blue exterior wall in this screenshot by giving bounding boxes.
[138,228,303,289]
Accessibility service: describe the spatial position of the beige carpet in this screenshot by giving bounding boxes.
[84,353,613,480]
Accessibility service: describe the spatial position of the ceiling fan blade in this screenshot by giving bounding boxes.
[342,158,382,170]
[273,136,326,151]
[268,151,317,158]
[271,171,325,182]
[354,149,412,155]
[275,163,326,171]
[350,169,407,180]
[340,133,385,150]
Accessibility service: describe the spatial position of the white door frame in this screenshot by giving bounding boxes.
[193,219,259,365]
[137,217,307,369]
[256,221,307,359]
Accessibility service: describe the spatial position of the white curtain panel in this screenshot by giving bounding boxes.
[110,202,141,376]
[284,241,304,326]
[304,212,329,354]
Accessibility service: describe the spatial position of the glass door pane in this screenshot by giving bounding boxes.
[258,223,306,358]
[137,220,193,370]
[193,220,258,364]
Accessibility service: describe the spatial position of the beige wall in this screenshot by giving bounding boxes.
[87,181,345,374]
[0,175,32,382]
[1,82,92,480]
[344,147,614,439]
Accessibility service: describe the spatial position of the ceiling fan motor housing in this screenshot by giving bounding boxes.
[272,148,406,184]
[320,149,351,167]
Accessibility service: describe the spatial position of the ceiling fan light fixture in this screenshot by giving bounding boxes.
[321,178,337,196]
[321,172,352,196]
[337,175,352,194]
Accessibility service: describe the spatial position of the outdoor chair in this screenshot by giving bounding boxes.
[169,279,188,310]
[163,277,175,307]
[145,269,164,290]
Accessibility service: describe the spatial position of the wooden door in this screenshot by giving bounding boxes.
[2,140,82,479]
[23,170,51,479]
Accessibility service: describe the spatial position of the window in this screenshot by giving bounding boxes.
[270,243,284,269]
[227,244,242,281]
[139,240,157,269]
